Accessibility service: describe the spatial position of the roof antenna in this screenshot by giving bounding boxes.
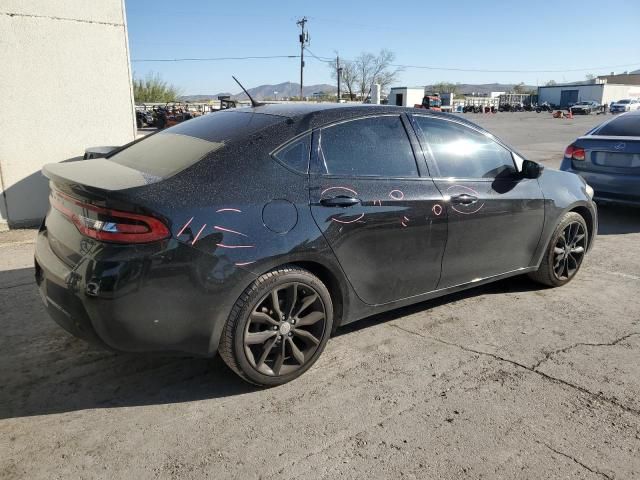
[232,76,264,107]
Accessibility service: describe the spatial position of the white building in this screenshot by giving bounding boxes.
[388,87,424,107]
[0,0,136,229]
[538,75,640,108]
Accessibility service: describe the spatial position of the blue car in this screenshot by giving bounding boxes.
[561,110,640,206]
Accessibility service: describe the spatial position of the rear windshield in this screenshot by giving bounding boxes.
[593,114,640,137]
[108,110,283,177]
[617,100,631,104]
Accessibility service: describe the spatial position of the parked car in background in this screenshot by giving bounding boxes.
[561,110,640,206]
[570,101,600,115]
[610,99,640,113]
[35,105,597,386]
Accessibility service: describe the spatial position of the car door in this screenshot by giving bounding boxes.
[409,114,545,288]
[309,114,447,305]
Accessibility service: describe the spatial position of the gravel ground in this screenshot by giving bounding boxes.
[1,112,639,480]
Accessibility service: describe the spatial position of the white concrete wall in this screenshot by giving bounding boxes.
[602,84,640,104]
[0,0,136,228]
[389,88,424,107]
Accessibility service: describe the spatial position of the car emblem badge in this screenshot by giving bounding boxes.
[614,142,626,150]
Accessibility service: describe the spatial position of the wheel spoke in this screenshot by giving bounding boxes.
[296,310,325,327]
[287,337,305,364]
[256,336,278,367]
[271,289,283,320]
[272,341,286,375]
[245,330,277,345]
[570,246,584,254]
[295,293,318,317]
[554,247,564,255]
[250,312,279,326]
[572,232,585,245]
[286,283,298,319]
[294,328,320,345]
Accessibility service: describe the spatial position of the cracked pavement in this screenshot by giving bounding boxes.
[1,114,640,479]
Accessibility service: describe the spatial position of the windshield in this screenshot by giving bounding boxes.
[108,110,283,177]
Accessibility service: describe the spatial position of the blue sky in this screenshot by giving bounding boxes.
[126,0,640,95]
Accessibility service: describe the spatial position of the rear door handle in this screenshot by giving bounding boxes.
[320,196,361,207]
[450,194,478,205]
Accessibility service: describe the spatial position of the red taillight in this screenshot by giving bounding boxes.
[50,191,169,244]
[564,145,585,161]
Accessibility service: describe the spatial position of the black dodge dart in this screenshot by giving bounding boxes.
[35,104,597,386]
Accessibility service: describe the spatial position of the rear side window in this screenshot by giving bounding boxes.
[108,110,283,177]
[593,114,640,136]
[412,116,515,178]
[318,116,418,177]
[273,134,311,173]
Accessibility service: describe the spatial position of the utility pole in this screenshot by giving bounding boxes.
[336,54,342,103]
[296,17,308,100]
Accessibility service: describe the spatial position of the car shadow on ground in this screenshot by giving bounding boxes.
[0,267,544,420]
[597,204,640,235]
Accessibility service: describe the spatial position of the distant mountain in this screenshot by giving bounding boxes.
[423,83,537,95]
[180,82,336,102]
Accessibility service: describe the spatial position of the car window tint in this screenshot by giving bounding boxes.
[167,110,282,143]
[273,134,311,173]
[108,111,284,177]
[413,116,515,178]
[319,116,418,177]
[108,133,223,178]
[593,114,640,136]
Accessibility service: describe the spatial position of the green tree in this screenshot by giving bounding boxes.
[133,73,182,103]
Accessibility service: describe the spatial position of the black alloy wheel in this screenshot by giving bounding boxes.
[528,212,588,287]
[552,221,586,281]
[244,282,327,377]
[219,266,333,386]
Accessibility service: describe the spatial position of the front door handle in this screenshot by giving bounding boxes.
[450,194,478,205]
[320,196,361,207]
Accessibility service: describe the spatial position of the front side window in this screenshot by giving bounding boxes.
[412,116,515,178]
[318,116,418,177]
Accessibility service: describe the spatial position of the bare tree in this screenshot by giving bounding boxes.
[585,73,595,81]
[330,57,358,100]
[330,50,400,100]
[354,49,401,98]
[545,79,557,86]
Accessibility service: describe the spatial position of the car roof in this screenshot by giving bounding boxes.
[242,103,480,130]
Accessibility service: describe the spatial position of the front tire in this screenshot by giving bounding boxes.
[219,266,333,386]
[528,212,588,287]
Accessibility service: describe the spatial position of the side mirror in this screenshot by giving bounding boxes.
[83,146,119,160]
[521,159,544,179]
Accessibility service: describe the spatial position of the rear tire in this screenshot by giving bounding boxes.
[219,266,333,387]
[528,212,588,287]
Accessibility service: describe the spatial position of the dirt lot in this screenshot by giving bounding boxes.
[2,112,639,479]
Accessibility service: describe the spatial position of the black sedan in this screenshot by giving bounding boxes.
[35,104,597,386]
[561,110,640,205]
[570,101,600,115]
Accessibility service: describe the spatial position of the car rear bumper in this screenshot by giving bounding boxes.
[560,160,640,206]
[34,228,252,356]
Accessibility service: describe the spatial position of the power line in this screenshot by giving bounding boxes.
[303,51,640,74]
[131,55,299,63]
